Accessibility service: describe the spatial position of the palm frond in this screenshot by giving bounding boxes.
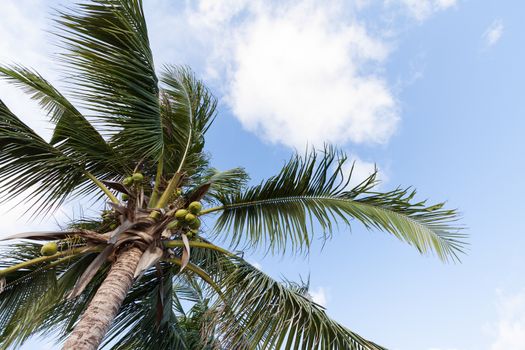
[160,65,217,177]
[187,248,384,350]
[209,146,465,261]
[55,0,162,162]
[0,243,100,348]
[194,167,250,203]
[0,100,91,215]
[0,64,125,175]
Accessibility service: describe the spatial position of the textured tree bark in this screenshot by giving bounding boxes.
[62,246,143,350]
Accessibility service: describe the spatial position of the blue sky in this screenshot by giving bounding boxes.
[1,0,524,349]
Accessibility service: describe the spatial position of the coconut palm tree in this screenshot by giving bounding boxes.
[0,1,465,349]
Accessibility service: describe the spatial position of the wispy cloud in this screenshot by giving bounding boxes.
[154,0,400,150]
[343,154,388,189]
[489,289,525,350]
[146,0,459,151]
[386,0,457,22]
[309,286,329,307]
[483,20,504,47]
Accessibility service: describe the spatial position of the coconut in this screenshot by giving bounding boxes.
[132,173,144,182]
[185,213,196,223]
[188,201,202,214]
[122,193,129,201]
[175,209,189,220]
[167,220,180,230]
[189,218,201,230]
[40,242,58,256]
[123,177,133,186]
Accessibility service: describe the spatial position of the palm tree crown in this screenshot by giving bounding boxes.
[0,1,465,349]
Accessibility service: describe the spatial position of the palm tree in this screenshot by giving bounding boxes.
[0,1,465,349]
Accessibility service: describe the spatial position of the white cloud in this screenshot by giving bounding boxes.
[343,155,388,189]
[309,286,329,307]
[483,20,504,47]
[249,260,262,270]
[490,289,525,350]
[387,0,457,22]
[182,0,399,150]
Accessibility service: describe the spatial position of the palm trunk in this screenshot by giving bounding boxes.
[63,246,143,350]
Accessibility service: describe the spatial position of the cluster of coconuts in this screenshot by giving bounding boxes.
[40,242,58,256]
[101,209,118,230]
[121,172,144,201]
[167,201,203,237]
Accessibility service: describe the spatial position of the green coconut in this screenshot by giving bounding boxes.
[175,209,189,220]
[167,220,181,230]
[132,173,144,182]
[123,177,133,186]
[40,242,58,256]
[188,201,202,214]
[121,193,129,201]
[189,218,201,230]
[185,213,196,223]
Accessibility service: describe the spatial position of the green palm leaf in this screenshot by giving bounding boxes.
[56,0,162,162]
[195,167,250,203]
[160,65,217,176]
[0,100,91,214]
[0,243,101,348]
[208,147,465,261]
[188,248,384,350]
[0,64,126,175]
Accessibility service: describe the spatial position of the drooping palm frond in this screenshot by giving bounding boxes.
[208,147,465,261]
[0,242,102,348]
[0,100,92,215]
[160,65,217,177]
[187,247,384,350]
[0,64,126,175]
[56,0,162,162]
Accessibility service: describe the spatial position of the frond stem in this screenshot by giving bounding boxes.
[166,257,224,298]
[85,172,119,204]
[0,246,99,278]
[175,80,193,175]
[163,240,233,256]
[148,157,164,207]
[154,172,182,209]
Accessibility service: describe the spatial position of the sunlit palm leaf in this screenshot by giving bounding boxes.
[211,147,465,261]
[196,167,250,203]
[0,100,90,215]
[187,248,384,350]
[0,243,100,348]
[160,65,217,176]
[56,0,162,162]
[0,64,125,175]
